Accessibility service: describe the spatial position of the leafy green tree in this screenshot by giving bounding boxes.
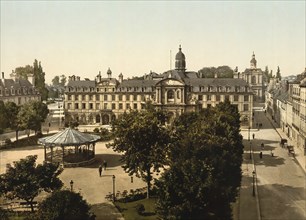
[4,101,20,140]
[52,76,60,86]
[15,65,34,79]
[156,101,243,219]
[0,101,8,133]
[108,109,171,198]
[37,190,92,220]
[0,155,63,212]
[199,66,234,78]
[60,74,67,86]
[33,59,48,100]
[17,100,49,134]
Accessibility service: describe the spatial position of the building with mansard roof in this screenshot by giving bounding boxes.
[0,71,40,105]
[64,46,254,127]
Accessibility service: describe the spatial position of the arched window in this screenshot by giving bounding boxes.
[251,76,256,84]
[167,90,174,99]
[177,90,180,99]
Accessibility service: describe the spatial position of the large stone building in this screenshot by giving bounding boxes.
[0,71,40,105]
[266,68,306,152]
[234,52,267,101]
[64,46,254,127]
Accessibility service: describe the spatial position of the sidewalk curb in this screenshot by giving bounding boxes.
[265,115,306,176]
[251,149,262,220]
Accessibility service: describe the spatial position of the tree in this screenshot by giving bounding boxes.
[156,101,243,219]
[33,59,48,100]
[108,109,171,198]
[37,190,93,220]
[52,76,60,86]
[276,66,281,81]
[0,155,63,212]
[199,66,234,78]
[17,100,49,134]
[60,74,67,86]
[0,101,8,133]
[4,101,20,140]
[15,65,34,79]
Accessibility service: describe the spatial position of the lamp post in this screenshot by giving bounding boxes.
[249,141,252,159]
[112,175,116,202]
[252,171,256,196]
[70,180,74,192]
[248,126,250,141]
[58,102,62,128]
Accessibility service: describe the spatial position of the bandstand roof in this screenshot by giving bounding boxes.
[38,128,100,147]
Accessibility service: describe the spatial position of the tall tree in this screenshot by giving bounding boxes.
[0,101,8,133]
[0,155,62,212]
[52,76,60,86]
[60,74,67,86]
[108,109,171,198]
[17,100,49,134]
[33,59,48,100]
[276,66,281,81]
[14,65,33,79]
[156,101,243,219]
[4,102,20,140]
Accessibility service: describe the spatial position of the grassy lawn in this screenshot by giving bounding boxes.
[114,198,157,220]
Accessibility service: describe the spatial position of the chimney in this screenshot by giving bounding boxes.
[119,73,123,83]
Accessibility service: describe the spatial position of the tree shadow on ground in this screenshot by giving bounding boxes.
[91,203,123,220]
[254,154,285,167]
[256,183,305,220]
[85,154,123,168]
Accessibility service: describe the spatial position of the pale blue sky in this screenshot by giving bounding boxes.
[1,1,305,84]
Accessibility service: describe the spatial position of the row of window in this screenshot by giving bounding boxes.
[67,102,141,111]
[67,94,250,102]
[67,85,251,93]
[0,88,36,96]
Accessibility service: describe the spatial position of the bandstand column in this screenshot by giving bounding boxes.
[44,145,47,161]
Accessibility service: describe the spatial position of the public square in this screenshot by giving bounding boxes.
[0,109,305,220]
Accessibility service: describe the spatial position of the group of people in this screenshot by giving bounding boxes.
[98,160,108,177]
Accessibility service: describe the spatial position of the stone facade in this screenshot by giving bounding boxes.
[267,69,306,151]
[64,46,254,127]
[0,72,40,105]
[234,52,267,101]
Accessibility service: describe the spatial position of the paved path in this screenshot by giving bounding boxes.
[239,111,306,220]
[0,140,148,219]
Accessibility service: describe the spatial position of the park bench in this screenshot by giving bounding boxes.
[19,201,38,209]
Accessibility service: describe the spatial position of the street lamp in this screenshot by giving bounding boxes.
[249,141,252,159]
[70,180,74,192]
[248,126,250,141]
[58,102,62,128]
[112,175,116,202]
[252,171,256,196]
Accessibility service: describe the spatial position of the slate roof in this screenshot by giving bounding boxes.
[38,127,100,147]
[67,80,96,88]
[184,78,249,86]
[118,79,157,88]
[0,78,33,88]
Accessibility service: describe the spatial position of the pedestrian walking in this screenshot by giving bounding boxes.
[103,160,107,170]
[261,143,264,150]
[259,151,263,159]
[271,150,274,157]
[99,165,102,177]
[253,133,255,139]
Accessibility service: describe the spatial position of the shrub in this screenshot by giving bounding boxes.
[93,127,100,133]
[0,128,3,134]
[135,203,145,215]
